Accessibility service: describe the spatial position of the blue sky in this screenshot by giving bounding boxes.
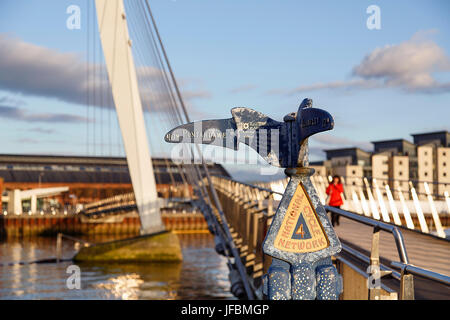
[0,0,449,167]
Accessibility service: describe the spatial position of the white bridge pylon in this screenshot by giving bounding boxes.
[95,0,163,234]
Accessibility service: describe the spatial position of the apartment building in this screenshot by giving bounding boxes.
[372,139,417,157]
[417,144,435,196]
[437,147,450,195]
[371,153,389,183]
[389,155,409,198]
[310,131,449,199]
[324,148,372,168]
[411,131,450,147]
[412,131,450,197]
[319,148,370,192]
[370,139,414,198]
[310,160,332,178]
[333,164,363,189]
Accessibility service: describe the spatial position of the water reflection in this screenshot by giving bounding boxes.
[0,233,234,300]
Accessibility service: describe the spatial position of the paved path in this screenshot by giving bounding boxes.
[333,216,450,276]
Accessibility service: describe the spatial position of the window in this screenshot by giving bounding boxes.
[352,170,356,175]
[424,151,428,156]
[444,162,447,167]
[399,161,403,165]
[424,162,428,166]
[399,171,403,176]
[444,173,447,177]
[424,172,428,176]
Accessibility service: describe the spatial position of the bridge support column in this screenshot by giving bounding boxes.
[95,0,163,234]
[0,177,3,210]
[31,195,37,214]
[8,189,22,215]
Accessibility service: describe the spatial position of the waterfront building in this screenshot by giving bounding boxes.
[0,154,229,213]
[310,131,450,199]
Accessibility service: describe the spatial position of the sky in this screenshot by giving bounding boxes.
[0,0,449,177]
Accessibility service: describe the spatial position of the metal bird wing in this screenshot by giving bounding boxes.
[164,103,334,168]
[230,107,287,167]
[164,117,238,150]
[164,108,287,167]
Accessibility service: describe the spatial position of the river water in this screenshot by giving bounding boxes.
[0,233,235,300]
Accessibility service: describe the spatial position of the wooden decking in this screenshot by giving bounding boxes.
[333,216,450,276]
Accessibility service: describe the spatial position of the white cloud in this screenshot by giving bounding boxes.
[310,133,373,151]
[283,31,450,95]
[352,30,450,93]
[229,84,258,94]
[288,79,378,94]
[0,104,89,123]
[0,34,211,113]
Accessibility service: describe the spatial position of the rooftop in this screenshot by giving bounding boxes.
[323,147,371,155]
[371,139,416,146]
[411,130,449,137]
[0,154,230,184]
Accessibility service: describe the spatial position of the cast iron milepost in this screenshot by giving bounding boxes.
[165,98,342,300]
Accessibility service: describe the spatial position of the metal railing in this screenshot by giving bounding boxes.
[391,261,450,286]
[210,176,450,300]
[325,206,409,264]
[272,173,450,238]
[326,205,450,299]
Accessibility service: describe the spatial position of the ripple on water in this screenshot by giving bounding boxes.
[0,233,235,300]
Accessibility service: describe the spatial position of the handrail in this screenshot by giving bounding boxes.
[325,205,410,264]
[340,243,401,281]
[56,233,91,263]
[211,176,450,297]
[391,261,450,286]
[214,176,411,264]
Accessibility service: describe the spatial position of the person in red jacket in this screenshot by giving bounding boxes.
[326,175,344,227]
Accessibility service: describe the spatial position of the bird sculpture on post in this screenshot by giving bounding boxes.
[165,98,342,300]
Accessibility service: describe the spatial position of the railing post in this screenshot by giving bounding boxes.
[56,232,62,263]
[410,182,429,233]
[368,227,381,300]
[424,182,445,238]
[396,182,415,230]
[399,270,415,300]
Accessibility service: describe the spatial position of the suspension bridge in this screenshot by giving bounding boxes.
[0,0,449,300]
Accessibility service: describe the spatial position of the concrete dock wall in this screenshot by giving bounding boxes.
[0,213,208,237]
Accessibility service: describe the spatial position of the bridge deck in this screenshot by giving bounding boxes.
[334,216,450,276]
